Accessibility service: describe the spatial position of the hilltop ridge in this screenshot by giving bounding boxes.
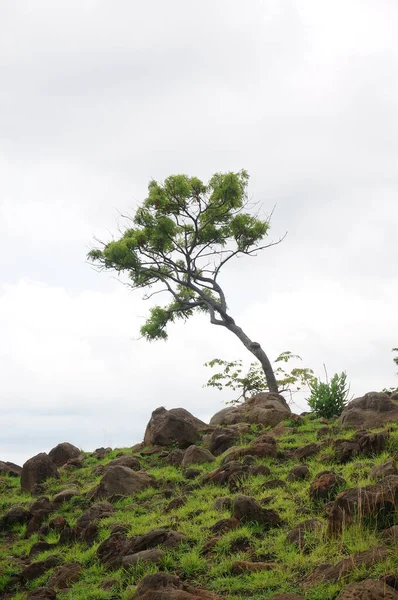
[1,391,398,599]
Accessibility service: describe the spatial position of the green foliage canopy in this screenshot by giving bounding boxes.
[88,171,276,342]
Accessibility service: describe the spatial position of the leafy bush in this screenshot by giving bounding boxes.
[307,370,349,419]
[204,351,315,404]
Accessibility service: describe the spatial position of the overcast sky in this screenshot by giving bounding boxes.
[1,0,397,466]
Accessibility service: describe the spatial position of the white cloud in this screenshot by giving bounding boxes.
[1,1,398,464]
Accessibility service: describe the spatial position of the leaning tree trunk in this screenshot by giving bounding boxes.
[223,320,279,393]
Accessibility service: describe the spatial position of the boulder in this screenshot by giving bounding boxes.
[29,541,57,558]
[165,449,185,466]
[310,471,346,502]
[22,556,60,581]
[304,547,390,586]
[181,445,215,467]
[328,476,398,536]
[233,494,282,529]
[381,525,398,543]
[213,496,233,511]
[209,517,239,534]
[21,453,60,492]
[337,579,398,599]
[52,489,79,505]
[48,562,82,590]
[168,408,211,432]
[221,436,277,463]
[287,465,310,482]
[122,549,164,568]
[48,443,80,467]
[0,506,32,529]
[339,392,398,428]
[210,392,291,427]
[209,428,239,456]
[355,430,390,456]
[97,529,185,569]
[286,519,323,550]
[90,466,154,500]
[92,447,112,459]
[294,443,321,461]
[0,460,22,476]
[334,439,360,463]
[370,459,398,480]
[30,497,53,513]
[231,561,278,574]
[76,501,115,529]
[27,589,57,600]
[143,407,201,448]
[267,596,306,600]
[131,573,221,599]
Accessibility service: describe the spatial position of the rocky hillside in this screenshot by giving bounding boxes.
[1,391,398,600]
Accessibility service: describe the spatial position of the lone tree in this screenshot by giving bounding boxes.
[88,170,284,392]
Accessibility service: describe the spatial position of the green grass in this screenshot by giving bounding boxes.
[1,416,397,599]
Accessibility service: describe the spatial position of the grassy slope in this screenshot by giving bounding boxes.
[0,416,397,600]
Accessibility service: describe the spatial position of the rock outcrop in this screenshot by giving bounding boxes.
[143,407,201,448]
[21,453,60,493]
[339,392,398,428]
[210,392,291,427]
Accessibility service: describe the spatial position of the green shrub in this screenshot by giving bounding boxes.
[307,371,349,419]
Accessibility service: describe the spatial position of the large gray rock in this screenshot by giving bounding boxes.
[143,407,201,448]
[210,392,291,427]
[48,442,80,467]
[21,453,60,493]
[339,392,398,428]
[91,466,154,500]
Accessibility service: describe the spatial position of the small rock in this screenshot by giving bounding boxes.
[370,458,397,480]
[27,588,57,600]
[294,443,320,461]
[213,496,232,511]
[337,578,398,599]
[182,445,215,467]
[22,556,60,581]
[166,449,185,466]
[288,465,309,481]
[209,517,239,534]
[183,468,201,479]
[286,519,323,550]
[48,562,82,590]
[263,479,285,490]
[233,494,282,529]
[309,472,346,502]
[52,489,79,505]
[122,549,164,568]
[210,428,239,456]
[381,525,398,543]
[104,456,141,471]
[231,560,278,574]
[131,573,221,599]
